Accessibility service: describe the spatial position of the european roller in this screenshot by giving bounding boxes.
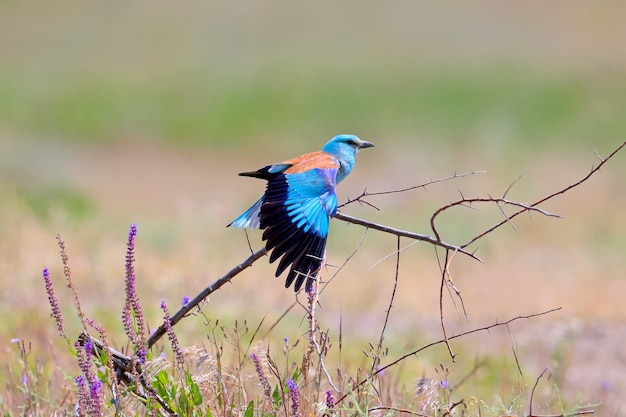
[228,134,374,292]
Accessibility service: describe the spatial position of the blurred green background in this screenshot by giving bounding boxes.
[2,1,625,150]
[1,1,625,415]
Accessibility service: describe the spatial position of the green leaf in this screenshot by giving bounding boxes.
[291,368,300,382]
[178,389,190,415]
[154,370,170,400]
[272,385,282,408]
[190,379,203,406]
[244,400,254,417]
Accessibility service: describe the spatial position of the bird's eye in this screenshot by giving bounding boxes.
[347,140,357,146]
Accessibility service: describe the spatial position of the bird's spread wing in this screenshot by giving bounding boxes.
[259,152,339,291]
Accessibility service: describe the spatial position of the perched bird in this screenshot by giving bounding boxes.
[228,134,374,292]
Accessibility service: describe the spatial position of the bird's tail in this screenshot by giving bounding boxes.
[227,197,263,229]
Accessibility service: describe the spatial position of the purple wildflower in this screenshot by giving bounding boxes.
[75,375,89,415]
[75,340,89,378]
[161,299,184,367]
[251,352,271,398]
[123,223,147,354]
[83,337,93,356]
[121,304,134,343]
[307,287,315,307]
[286,379,302,417]
[137,346,147,364]
[89,379,103,416]
[75,339,103,416]
[42,267,65,337]
[182,295,190,306]
[325,389,335,411]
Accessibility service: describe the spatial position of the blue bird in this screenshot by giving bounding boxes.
[228,134,374,292]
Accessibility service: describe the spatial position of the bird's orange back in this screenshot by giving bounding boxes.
[283,151,339,174]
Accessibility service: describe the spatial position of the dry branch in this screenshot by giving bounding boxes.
[459,141,626,248]
[334,212,482,261]
[146,247,267,350]
[335,307,563,406]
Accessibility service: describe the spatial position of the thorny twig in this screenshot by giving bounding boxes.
[145,247,267,350]
[529,368,551,417]
[334,212,482,262]
[338,170,486,209]
[439,249,456,361]
[336,142,624,362]
[368,236,401,379]
[528,367,595,416]
[367,405,430,416]
[335,307,563,405]
[430,198,562,242]
[458,141,626,249]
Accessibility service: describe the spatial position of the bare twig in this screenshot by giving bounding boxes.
[369,236,401,379]
[336,307,562,405]
[322,228,369,291]
[334,212,482,262]
[367,405,430,416]
[439,250,456,361]
[146,247,267,350]
[459,141,626,249]
[508,324,524,380]
[338,170,486,209]
[528,367,595,415]
[430,198,562,243]
[529,368,551,417]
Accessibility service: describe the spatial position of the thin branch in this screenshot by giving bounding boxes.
[146,247,267,350]
[430,198,562,242]
[367,240,420,273]
[369,236,401,379]
[529,368,551,417]
[439,250,456,361]
[460,141,626,249]
[508,324,524,381]
[530,412,595,417]
[367,405,430,416]
[334,212,482,262]
[336,307,562,406]
[322,228,369,292]
[339,170,486,209]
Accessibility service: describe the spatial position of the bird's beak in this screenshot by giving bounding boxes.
[359,140,375,149]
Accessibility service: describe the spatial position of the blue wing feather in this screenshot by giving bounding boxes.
[259,168,338,291]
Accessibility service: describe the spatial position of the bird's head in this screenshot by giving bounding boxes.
[323,134,374,183]
[322,134,374,157]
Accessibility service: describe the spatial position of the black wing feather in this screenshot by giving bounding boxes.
[258,174,328,291]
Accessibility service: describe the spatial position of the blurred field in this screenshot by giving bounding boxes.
[1,1,626,415]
